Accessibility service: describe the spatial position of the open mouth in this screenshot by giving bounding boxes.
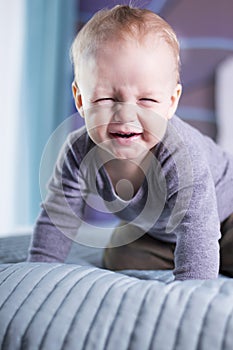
[110,132,142,139]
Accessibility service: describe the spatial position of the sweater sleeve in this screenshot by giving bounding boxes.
[164,146,221,281]
[159,117,221,281]
[170,175,221,281]
[28,132,88,262]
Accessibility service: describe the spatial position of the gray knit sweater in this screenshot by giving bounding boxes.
[28,116,233,280]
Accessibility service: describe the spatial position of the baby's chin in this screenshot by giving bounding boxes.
[99,145,150,165]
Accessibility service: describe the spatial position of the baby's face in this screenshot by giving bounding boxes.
[73,37,181,162]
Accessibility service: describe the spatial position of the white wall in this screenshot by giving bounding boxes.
[0,0,26,235]
[216,56,233,155]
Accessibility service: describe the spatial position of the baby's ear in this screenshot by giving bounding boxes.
[167,83,182,119]
[72,81,84,118]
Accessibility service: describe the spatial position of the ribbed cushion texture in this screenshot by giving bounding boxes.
[0,235,233,350]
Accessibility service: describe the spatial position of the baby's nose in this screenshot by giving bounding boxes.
[112,102,138,123]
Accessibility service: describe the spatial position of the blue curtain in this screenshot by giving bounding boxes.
[17,0,79,228]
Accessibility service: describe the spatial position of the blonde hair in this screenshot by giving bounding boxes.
[71,5,180,82]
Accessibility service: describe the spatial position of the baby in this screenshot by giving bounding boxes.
[28,5,233,281]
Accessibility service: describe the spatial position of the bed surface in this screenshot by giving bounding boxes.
[0,234,233,350]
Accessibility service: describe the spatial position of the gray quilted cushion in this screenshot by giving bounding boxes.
[0,262,233,350]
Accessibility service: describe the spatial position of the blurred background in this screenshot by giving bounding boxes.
[1,0,233,236]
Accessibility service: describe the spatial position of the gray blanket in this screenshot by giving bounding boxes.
[0,235,233,350]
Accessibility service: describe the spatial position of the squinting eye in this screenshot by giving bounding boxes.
[94,98,115,105]
[138,98,159,108]
[140,98,158,103]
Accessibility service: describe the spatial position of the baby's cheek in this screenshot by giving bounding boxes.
[140,110,168,143]
[86,122,107,146]
[143,132,160,148]
[86,106,113,127]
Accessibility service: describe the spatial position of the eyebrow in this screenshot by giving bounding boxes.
[91,87,163,101]
[139,90,163,98]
